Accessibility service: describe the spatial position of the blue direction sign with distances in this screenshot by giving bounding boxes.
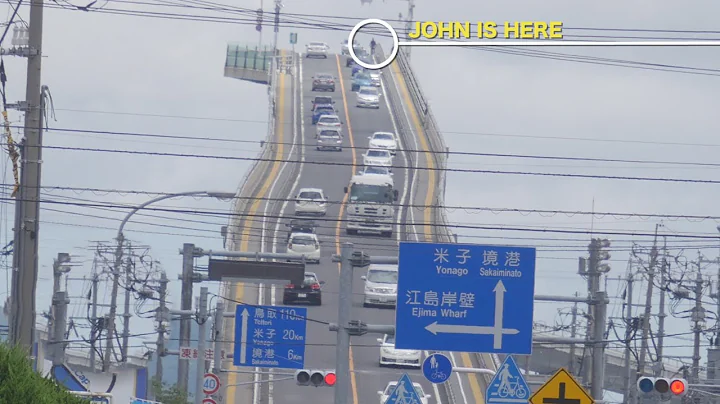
[486,355,530,403]
[423,353,452,384]
[234,305,307,369]
[385,373,424,404]
[395,242,536,354]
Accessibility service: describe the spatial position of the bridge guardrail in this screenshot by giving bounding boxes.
[388,47,501,394]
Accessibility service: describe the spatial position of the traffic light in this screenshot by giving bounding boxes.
[588,238,611,273]
[637,377,687,400]
[256,8,262,32]
[294,369,336,387]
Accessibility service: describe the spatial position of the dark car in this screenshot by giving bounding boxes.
[285,219,316,241]
[312,104,336,124]
[283,272,324,305]
[312,73,336,92]
[311,95,335,111]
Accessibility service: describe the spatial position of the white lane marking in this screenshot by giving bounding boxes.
[385,60,463,404]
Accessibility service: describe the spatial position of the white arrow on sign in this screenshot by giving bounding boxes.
[240,308,249,364]
[425,280,519,349]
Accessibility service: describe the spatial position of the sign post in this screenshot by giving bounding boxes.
[395,242,537,354]
[234,305,308,369]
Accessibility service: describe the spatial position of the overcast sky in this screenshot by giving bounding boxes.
[1,0,719,376]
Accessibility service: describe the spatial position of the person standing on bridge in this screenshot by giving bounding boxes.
[370,38,376,55]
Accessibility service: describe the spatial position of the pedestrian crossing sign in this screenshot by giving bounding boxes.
[486,355,530,403]
[385,373,424,404]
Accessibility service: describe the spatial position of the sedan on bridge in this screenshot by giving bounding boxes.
[352,73,373,91]
[368,132,397,154]
[311,95,335,111]
[377,334,422,368]
[312,73,336,92]
[357,165,393,177]
[305,42,329,58]
[363,148,393,167]
[356,86,380,109]
[346,46,368,67]
[316,129,343,151]
[312,104,336,124]
[378,381,431,404]
[316,115,343,137]
[294,188,328,216]
[341,39,361,55]
[283,272,324,305]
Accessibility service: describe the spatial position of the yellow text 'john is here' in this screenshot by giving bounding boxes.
[408,21,564,40]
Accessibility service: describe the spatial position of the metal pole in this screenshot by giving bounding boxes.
[51,291,68,366]
[213,301,224,374]
[624,276,634,404]
[569,295,578,374]
[655,241,667,377]
[334,243,353,404]
[89,271,98,372]
[692,268,703,383]
[9,0,44,349]
[638,227,659,376]
[122,252,133,362]
[195,287,208,404]
[155,272,168,385]
[178,243,195,393]
[591,291,607,400]
[103,233,124,372]
[583,243,599,385]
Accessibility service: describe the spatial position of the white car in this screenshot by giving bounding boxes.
[286,232,321,263]
[378,381,431,404]
[363,148,393,167]
[377,334,422,368]
[357,165,393,177]
[356,86,380,109]
[305,42,329,58]
[361,264,398,307]
[369,71,381,86]
[294,188,328,216]
[316,115,342,137]
[368,132,397,154]
[341,39,360,55]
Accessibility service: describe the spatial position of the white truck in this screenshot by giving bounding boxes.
[343,173,398,237]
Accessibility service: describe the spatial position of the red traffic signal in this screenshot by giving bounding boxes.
[324,372,336,386]
[294,369,336,387]
[670,379,686,395]
[637,377,687,397]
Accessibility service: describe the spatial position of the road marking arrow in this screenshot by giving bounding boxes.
[424,280,519,349]
[240,308,249,364]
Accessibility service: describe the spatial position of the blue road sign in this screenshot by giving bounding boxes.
[395,242,536,354]
[233,305,307,369]
[385,373,425,404]
[131,399,161,404]
[423,353,452,384]
[486,355,530,403]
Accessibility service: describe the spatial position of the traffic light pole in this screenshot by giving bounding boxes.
[334,243,352,404]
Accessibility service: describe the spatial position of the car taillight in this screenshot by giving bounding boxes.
[286,284,294,289]
[311,283,321,290]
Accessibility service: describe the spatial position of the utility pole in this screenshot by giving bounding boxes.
[122,251,133,362]
[403,0,415,59]
[103,242,124,372]
[48,253,69,344]
[178,243,196,393]
[692,266,704,383]
[195,287,208,404]
[50,291,68,366]
[154,272,168,388]
[9,0,45,350]
[334,243,353,404]
[569,295,578,374]
[624,275,634,404]
[272,0,281,55]
[585,238,610,399]
[638,226,659,376]
[212,300,224,374]
[655,237,668,377]
[89,270,99,371]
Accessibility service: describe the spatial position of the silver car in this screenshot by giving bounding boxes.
[294,188,328,216]
[316,130,343,151]
[369,71,381,87]
[305,42,328,58]
[361,264,398,307]
[356,86,380,109]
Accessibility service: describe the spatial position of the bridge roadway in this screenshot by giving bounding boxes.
[219,50,496,404]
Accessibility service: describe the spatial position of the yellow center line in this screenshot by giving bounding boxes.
[389,60,486,403]
[227,50,287,404]
[333,54,360,404]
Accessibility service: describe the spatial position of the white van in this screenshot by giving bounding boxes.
[361,264,398,307]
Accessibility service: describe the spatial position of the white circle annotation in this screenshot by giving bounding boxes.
[348,18,399,70]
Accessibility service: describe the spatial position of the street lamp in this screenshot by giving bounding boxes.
[102,191,236,372]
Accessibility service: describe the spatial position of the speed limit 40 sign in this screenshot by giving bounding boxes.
[202,373,220,395]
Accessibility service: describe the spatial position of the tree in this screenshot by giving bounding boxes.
[151,378,192,404]
[0,342,88,403]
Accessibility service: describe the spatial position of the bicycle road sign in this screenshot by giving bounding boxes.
[385,373,424,404]
[529,368,593,404]
[423,353,452,384]
[486,355,530,403]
